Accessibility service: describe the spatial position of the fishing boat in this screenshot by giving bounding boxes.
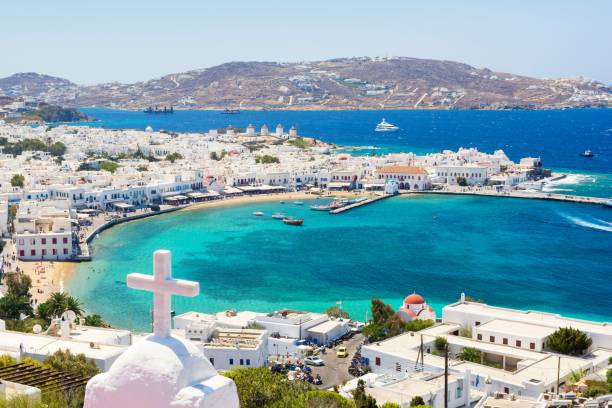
[293,201,304,205]
[580,149,594,157]
[271,212,287,219]
[283,217,304,226]
[253,211,264,216]
[375,118,400,132]
[310,204,331,211]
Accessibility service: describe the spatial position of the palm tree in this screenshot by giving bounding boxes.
[66,296,83,316]
[45,292,69,318]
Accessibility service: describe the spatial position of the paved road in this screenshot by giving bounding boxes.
[308,333,365,389]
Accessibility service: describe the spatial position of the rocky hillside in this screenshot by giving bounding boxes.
[1,57,611,110]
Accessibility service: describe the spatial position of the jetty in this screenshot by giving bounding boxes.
[329,194,391,214]
[414,188,609,205]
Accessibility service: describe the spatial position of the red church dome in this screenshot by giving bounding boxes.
[404,293,425,305]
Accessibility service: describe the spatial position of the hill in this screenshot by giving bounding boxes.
[1,57,611,110]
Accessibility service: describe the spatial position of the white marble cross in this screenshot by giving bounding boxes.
[127,250,199,338]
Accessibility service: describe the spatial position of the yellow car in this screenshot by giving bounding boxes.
[336,346,348,358]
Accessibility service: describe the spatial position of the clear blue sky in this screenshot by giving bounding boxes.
[2,0,611,84]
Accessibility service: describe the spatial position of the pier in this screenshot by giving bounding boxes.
[329,194,392,214]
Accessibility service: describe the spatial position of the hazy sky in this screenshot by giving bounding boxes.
[2,0,611,84]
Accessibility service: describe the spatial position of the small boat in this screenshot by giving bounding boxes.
[293,201,304,205]
[310,204,331,211]
[283,217,304,226]
[580,149,594,157]
[271,212,287,219]
[375,118,400,132]
[253,211,264,216]
[222,108,241,114]
[604,199,612,208]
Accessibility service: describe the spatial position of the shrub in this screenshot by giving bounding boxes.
[410,396,425,406]
[547,327,592,355]
[458,347,481,363]
[10,174,25,187]
[434,336,448,352]
[325,306,350,319]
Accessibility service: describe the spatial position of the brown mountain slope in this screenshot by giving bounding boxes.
[1,57,610,110]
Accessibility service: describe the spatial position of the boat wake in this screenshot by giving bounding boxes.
[558,212,612,233]
[542,174,596,193]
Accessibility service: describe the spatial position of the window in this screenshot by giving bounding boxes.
[63,248,68,255]
[246,359,250,366]
[63,237,68,244]
[240,359,244,366]
[52,238,57,244]
[18,239,24,245]
[42,249,47,256]
[490,336,495,342]
[395,363,401,372]
[19,250,24,257]
[52,249,57,255]
[530,342,535,350]
[229,358,234,365]
[477,334,482,340]
[516,340,522,347]
[42,238,47,245]
[504,387,510,394]
[503,338,508,345]
[209,358,214,366]
[475,321,480,326]
[31,250,36,256]
[375,357,381,366]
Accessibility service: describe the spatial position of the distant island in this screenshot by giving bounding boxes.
[0,57,611,110]
[20,104,90,123]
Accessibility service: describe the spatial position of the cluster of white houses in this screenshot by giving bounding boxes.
[0,295,608,406]
[356,294,612,407]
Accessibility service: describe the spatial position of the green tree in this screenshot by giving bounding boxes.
[39,292,83,318]
[410,396,425,406]
[10,174,25,187]
[305,390,355,408]
[0,294,33,319]
[0,354,17,368]
[456,176,468,186]
[165,152,184,163]
[100,160,119,173]
[380,404,402,408]
[5,273,32,298]
[371,298,395,325]
[325,306,350,319]
[210,151,219,161]
[84,314,105,327]
[547,327,592,355]
[458,347,481,363]
[43,349,100,379]
[255,154,280,164]
[223,367,309,408]
[435,336,448,352]
[405,319,434,332]
[352,379,377,408]
[48,141,67,156]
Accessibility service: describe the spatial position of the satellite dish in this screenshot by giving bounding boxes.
[62,310,77,323]
[32,324,42,334]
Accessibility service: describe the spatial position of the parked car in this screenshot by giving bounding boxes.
[304,356,325,366]
[336,346,348,358]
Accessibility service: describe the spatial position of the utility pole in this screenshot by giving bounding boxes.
[444,343,449,408]
[556,355,561,396]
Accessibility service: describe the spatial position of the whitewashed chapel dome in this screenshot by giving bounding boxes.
[85,334,238,407]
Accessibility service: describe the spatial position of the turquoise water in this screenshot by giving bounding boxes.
[69,195,612,331]
[67,109,612,330]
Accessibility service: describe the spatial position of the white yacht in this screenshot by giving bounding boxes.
[375,118,400,132]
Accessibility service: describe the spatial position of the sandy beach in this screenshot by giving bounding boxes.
[17,260,77,305]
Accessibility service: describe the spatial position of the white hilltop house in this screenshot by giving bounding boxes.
[84,250,239,408]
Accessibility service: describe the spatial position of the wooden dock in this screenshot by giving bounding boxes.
[329,194,392,214]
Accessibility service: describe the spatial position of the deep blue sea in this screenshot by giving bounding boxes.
[68,109,612,331]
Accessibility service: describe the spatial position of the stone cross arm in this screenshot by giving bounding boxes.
[127,273,200,297]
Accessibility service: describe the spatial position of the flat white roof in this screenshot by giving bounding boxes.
[0,330,126,361]
[307,320,343,334]
[476,319,556,340]
[444,302,612,337]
